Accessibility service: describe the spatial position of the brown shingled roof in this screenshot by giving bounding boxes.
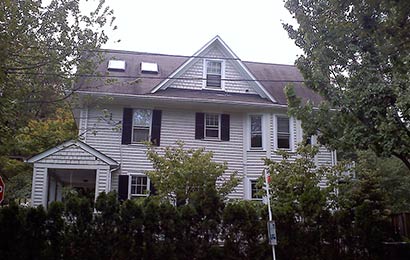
[243,61,323,105]
[77,49,323,106]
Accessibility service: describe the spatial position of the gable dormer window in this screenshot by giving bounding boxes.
[205,60,223,88]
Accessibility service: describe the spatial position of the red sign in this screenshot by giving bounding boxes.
[0,176,5,204]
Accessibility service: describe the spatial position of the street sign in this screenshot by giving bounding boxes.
[267,221,277,245]
[0,176,4,204]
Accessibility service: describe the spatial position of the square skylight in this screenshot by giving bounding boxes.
[141,62,158,73]
[107,60,126,71]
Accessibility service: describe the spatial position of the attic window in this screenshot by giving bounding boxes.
[107,60,126,71]
[205,60,223,88]
[141,62,158,73]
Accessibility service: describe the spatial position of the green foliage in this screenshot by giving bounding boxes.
[266,145,344,259]
[0,180,398,260]
[355,150,410,213]
[16,107,77,156]
[146,141,239,206]
[4,167,32,201]
[283,0,410,170]
[0,0,114,200]
[0,0,113,156]
[222,201,270,260]
[265,145,394,259]
[334,164,393,259]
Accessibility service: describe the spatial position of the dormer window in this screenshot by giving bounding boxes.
[205,60,223,88]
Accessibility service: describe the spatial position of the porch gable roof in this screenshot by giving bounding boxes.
[26,140,119,167]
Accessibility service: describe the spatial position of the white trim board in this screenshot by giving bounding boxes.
[26,139,119,166]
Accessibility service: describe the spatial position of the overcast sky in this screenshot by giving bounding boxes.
[102,0,302,65]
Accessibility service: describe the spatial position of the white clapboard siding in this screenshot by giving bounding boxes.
[96,168,110,194]
[32,166,47,206]
[39,145,107,166]
[85,106,245,198]
[170,59,203,90]
[317,147,334,166]
[83,105,337,199]
[246,151,266,179]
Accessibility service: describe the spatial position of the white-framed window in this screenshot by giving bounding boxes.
[130,175,150,196]
[277,116,291,149]
[250,180,263,200]
[250,115,263,149]
[205,60,223,88]
[205,113,220,139]
[132,109,152,143]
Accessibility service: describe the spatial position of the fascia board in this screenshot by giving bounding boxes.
[26,140,118,166]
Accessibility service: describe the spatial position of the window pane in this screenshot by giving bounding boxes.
[206,74,221,87]
[277,117,290,149]
[250,115,262,148]
[251,180,262,199]
[251,115,262,132]
[207,61,221,74]
[205,114,219,138]
[277,117,289,133]
[251,135,262,148]
[206,60,222,87]
[133,109,151,127]
[206,114,219,126]
[206,129,219,138]
[131,176,148,196]
[133,128,149,142]
[278,135,290,149]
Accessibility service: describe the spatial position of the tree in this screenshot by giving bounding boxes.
[265,145,394,259]
[283,0,410,170]
[265,145,345,259]
[146,142,240,259]
[0,0,115,177]
[335,159,394,259]
[145,141,239,206]
[354,150,410,213]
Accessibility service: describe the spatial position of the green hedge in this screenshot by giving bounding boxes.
[0,191,401,260]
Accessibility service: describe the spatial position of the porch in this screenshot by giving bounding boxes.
[27,140,119,207]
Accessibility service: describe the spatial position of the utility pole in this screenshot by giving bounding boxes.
[265,168,277,260]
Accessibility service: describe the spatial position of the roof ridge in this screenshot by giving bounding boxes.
[243,60,297,67]
[99,49,297,67]
[99,48,187,58]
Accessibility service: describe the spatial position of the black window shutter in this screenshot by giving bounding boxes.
[149,181,157,196]
[221,114,230,141]
[195,113,205,139]
[118,175,129,201]
[121,108,133,145]
[151,110,162,146]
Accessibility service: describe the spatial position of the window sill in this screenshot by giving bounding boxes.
[202,138,223,142]
[247,148,266,152]
[275,148,293,151]
[274,148,296,154]
[131,194,149,197]
[124,142,158,146]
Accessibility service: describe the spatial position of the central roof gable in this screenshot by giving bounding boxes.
[151,36,277,103]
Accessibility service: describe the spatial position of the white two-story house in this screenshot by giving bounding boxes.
[27,36,336,207]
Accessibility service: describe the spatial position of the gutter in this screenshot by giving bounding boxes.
[76,91,288,109]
